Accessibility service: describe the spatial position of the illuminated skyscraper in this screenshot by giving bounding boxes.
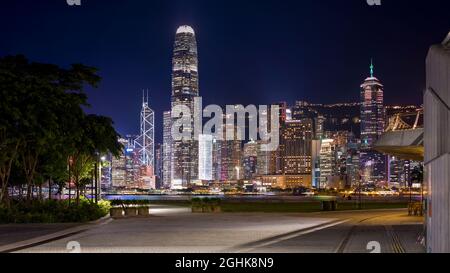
[162,111,172,188]
[111,138,128,189]
[218,114,243,181]
[212,136,222,181]
[256,140,271,176]
[155,143,163,189]
[360,61,384,147]
[311,139,321,188]
[319,139,335,189]
[135,91,155,173]
[256,108,271,176]
[171,25,199,188]
[281,119,313,175]
[346,142,361,188]
[134,91,155,190]
[198,134,213,181]
[243,140,258,180]
[360,60,387,185]
[271,102,288,174]
[388,156,410,188]
[100,156,112,191]
[111,137,141,190]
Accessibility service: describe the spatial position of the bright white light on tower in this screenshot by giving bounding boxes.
[176,25,195,35]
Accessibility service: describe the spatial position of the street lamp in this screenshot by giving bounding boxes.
[68,157,73,205]
[99,156,107,200]
[358,169,363,210]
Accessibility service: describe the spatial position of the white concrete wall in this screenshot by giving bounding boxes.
[425,35,450,253]
[426,154,450,252]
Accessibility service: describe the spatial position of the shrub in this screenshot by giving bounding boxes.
[0,198,111,224]
[191,197,221,206]
[110,199,150,207]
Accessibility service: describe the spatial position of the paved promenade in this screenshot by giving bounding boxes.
[3,205,424,253]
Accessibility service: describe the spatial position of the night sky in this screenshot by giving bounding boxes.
[1,0,449,143]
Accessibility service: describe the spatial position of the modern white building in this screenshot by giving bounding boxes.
[425,32,450,253]
[319,139,334,189]
[198,134,213,181]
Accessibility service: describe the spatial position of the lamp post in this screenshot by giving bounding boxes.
[91,168,94,202]
[99,156,106,201]
[358,170,363,210]
[68,157,73,205]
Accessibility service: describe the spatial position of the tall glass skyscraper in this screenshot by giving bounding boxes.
[359,61,387,185]
[162,110,172,188]
[198,134,213,181]
[135,92,155,173]
[171,25,200,188]
[280,119,313,175]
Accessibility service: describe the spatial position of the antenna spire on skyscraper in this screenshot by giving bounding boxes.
[370,59,374,77]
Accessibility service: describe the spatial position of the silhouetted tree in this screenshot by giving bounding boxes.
[0,55,122,206]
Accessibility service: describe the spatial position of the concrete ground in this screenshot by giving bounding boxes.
[0,223,78,247]
[9,205,424,253]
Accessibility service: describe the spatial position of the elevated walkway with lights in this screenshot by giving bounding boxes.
[374,111,424,161]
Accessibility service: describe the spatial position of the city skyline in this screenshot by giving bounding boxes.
[1,0,448,143]
[2,0,449,256]
[88,25,427,191]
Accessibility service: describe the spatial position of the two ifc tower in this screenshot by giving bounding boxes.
[134,25,199,187]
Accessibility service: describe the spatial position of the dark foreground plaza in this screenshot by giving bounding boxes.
[0,206,424,253]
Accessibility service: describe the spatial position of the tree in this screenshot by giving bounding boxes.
[0,54,122,206]
[0,55,27,205]
[70,114,123,204]
[6,56,99,202]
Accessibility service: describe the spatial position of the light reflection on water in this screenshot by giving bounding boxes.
[101,194,412,202]
[102,194,275,201]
